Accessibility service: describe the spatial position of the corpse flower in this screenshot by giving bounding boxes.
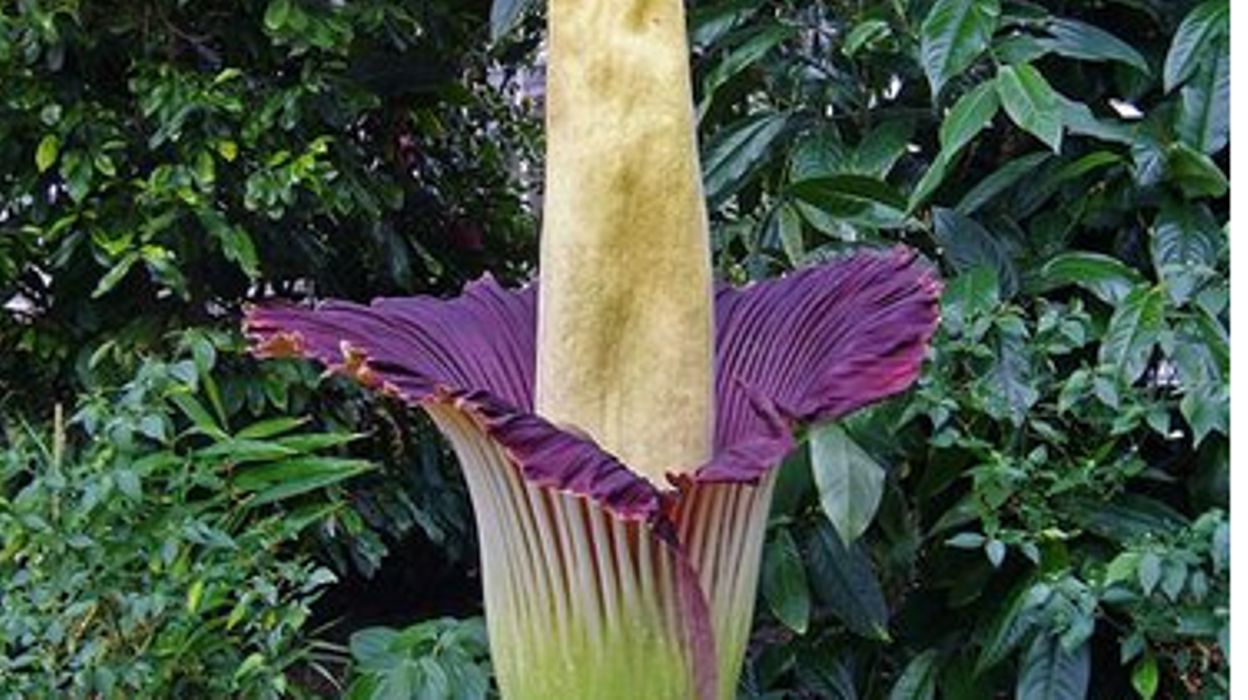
[245,1,941,698]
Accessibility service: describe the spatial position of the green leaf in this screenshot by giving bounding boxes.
[804,520,890,640]
[1166,142,1228,198]
[171,393,228,440]
[932,207,1018,296]
[235,416,309,440]
[980,316,1037,425]
[942,266,1000,334]
[940,80,1000,153]
[1036,252,1144,305]
[1152,200,1220,301]
[810,423,886,546]
[767,201,804,265]
[490,0,534,41]
[1098,285,1165,383]
[911,81,999,212]
[199,209,260,278]
[350,627,401,669]
[955,152,1050,215]
[1016,634,1090,700]
[1137,552,1161,595]
[1176,35,1229,154]
[920,0,1001,96]
[1039,19,1150,74]
[1067,494,1188,543]
[235,456,373,506]
[263,0,292,31]
[702,113,791,207]
[888,649,939,700]
[844,19,892,57]
[689,0,761,49]
[853,119,914,177]
[1059,96,1136,145]
[1131,653,1159,700]
[1181,382,1228,446]
[35,134,60,173]
[1164,0,1229,92]
[789,174,908,218]
[701,24,795,112]
[762,527,811,634]
[996,63,1063,152]
[197,438,299,465]
[92,252,140,298]
[977,581,1038,672]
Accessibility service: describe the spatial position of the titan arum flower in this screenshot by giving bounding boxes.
[245,1,940,698]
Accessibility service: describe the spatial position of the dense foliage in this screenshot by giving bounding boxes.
[0,0,1230,698]
[685,0,1229,697]
[0,339,355,698]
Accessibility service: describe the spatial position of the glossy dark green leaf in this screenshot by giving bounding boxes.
[1015,634,1090,700]
[1164,0,1229,92]
[1176,34,1229,154]
[790,174,908,216]
[235,456,373,506]
[1059,96,1136,145]
[996,63,1063,152]
[931,207,1018,296]
[701,24,795,111]
[804,520,890,640]
[1036,252,1144,305]
[767,201,804,265]
[689,0,761,49]
[92,252,140,298]
[940,80,1000,153]
[977,581,1038,672]
[888,649,938,700]
[1098,285,1165,382]
[853,119,914,177]
[942,265,1000,335]
[844,19,892,57]
[1181,383,1228,446]
[1166,142,1228,198]
[920,0,1001,96]
[703,113,791,207]
[1152,200,1220,297]
[811,423,886,546]
[490,0,535,41]
[980,316,1037,425]
[1066,494,1188,543]
[1039,19,1150,74]
[955,152,1050,215]
[762,527,811,634]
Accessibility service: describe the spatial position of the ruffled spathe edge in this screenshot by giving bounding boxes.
[245,247,941,512]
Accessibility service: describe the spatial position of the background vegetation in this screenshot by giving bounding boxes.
[0,0,1228,698]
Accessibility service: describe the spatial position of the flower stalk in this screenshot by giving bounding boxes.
[538,0,714,483]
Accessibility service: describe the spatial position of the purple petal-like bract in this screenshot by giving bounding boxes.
[246,246,940,700]
[245,247,941,512]
[246,276,666,522]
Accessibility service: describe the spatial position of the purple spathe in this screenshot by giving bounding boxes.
[245,245,941,518]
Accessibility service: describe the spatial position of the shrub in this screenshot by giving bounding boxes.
[0,346,365,698]
[683,0,1229,696]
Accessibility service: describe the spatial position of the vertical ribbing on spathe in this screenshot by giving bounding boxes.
[428,405,695,700]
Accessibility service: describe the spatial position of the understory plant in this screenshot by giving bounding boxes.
[0,345,362,698]
[680,0,1229,696]
[245,0,940,697]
